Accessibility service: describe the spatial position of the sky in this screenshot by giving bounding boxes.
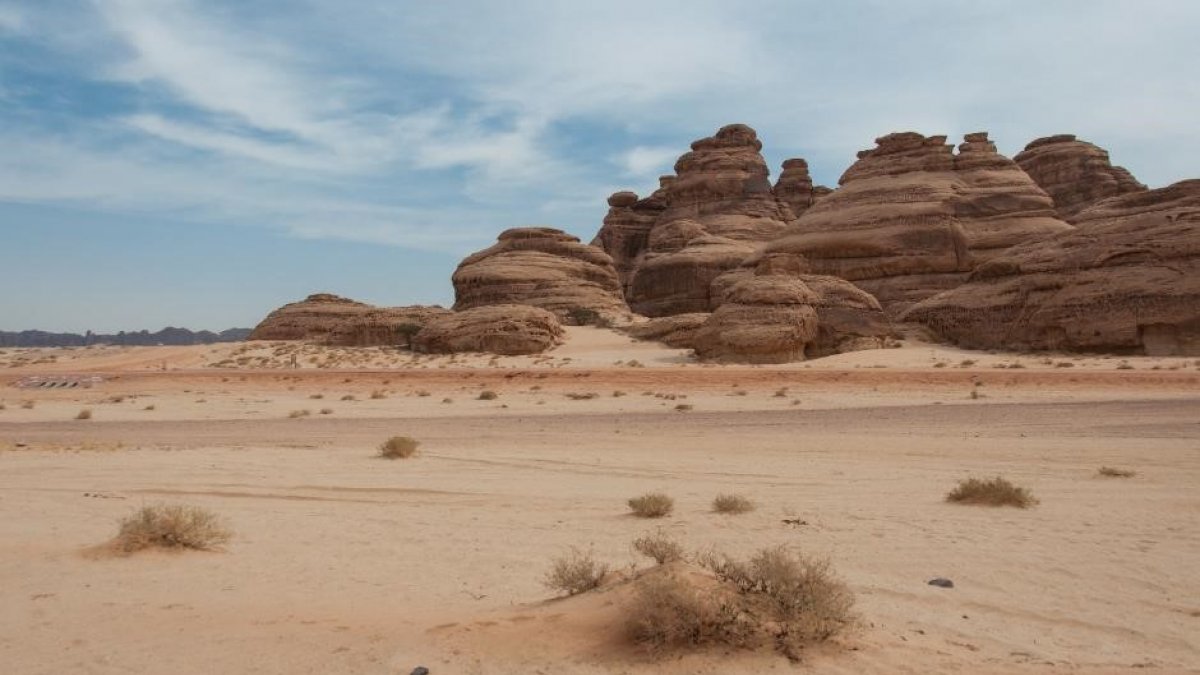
[1,0,1198,332]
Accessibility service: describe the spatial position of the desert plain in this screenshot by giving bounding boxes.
[1,328,1198,674]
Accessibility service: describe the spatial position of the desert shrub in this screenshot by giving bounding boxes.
[75,408,93,420]
[341,394,356,401]
[712,493,755,514]
[319,407,333,415]
[1098,466,1136,478]
[378,436,419,459]
[628,492,674,518]
[566,392,598,400]
[612,390,627,398]
[1055,361,1075,368]
[674,404,693,412]
[416,390,432,397]
[946,476,1036,508]
[567,306,602,326]
[287,409,311,418]
[143,404,155,411]
[477,390,498,400]
[632,530,684,564]
[698,546,855,651]
[958,359,976,367]
[543,548,608,596]
[114,504,231,553]
[370,389,387,399]
[21,400,34,409]
[309,393,324,399]
[627,574,754,652]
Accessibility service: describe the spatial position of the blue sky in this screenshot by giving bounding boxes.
[2,0,1198,332]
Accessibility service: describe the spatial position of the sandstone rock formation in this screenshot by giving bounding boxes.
[1014,134,1147,222]
[325,306,452,347]
[453,227,627,322]
[692,254,893,362]
[621,124,801,316]
[590,182,668,296]
[903,180,1200,355]
[624,313,710,348]
[412,304,564,355]
[772,158,831,219]
[249,293,449,346]
[763,132,1073,314]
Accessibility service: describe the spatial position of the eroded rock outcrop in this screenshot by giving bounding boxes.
[1014,134,1147,222]
[903,180,1200,355]
[412,304,565,355]
[763,131,1073,314]
[249,294,450,346]
[624,124,800,316]
[591,182,669,296]
[453,227,627,322]
[692,254,893,362]
[773,158,831,219]
[624,313,711,348]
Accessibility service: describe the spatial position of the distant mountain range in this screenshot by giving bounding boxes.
[0,327,252,347]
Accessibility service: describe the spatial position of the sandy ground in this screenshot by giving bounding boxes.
[1,328,1198,674]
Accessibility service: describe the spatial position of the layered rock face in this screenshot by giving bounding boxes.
[590,182,669,296]
[325,306,451,347]
[692,254,893,362]
[249,293,450,346]
[903,180,1200,355]
[772,158,831,219]
[412,305,564,355]
[624,313,711,348]
[453,227,627,322]
[624,124,800,316]
[1014,135,1147,221]
[763,132,1073,314]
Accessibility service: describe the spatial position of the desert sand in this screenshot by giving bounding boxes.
[1,328,1198,674]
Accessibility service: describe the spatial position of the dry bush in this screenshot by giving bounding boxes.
[674,404,693,412]
[287,409,311,418]
[114,504,232,553]
[309,393,324,399]
[566,392,599,400]
[75,408,93,420]
[1098,466,1136,478]
[628,492,674,518]
[612,390,627,397]
[378,436,420,459]
[632,530,684,564]
[477,390,498,400]
[341,394,356,401]
[627,574,754,652]
[698,546,855,652]
[370,389,387,399]
[21,400,34,409]
[946,476,1036,508]
[319,408,334,415]
[543,548,608,596]
[712,493,755,514]
[143,404,155,411]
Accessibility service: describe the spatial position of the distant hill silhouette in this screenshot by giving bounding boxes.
[0,327,252,347]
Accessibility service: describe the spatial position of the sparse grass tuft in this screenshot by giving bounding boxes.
[946,476,1036,508]
[287,409,311,418]
[319,407,334,415]
[309,393,324,399]
[674,404,693,412]
[712,493,755,514]
[628,492,674,518]
[341,394,356,401]
[477,390,498,400]
[370,389,387,400]
[377,435,419,459]
[75,408,93,420]
[543,547,608,596]
[566,392,599,400]
[1097,466,1136,478]
[114,504,231,553]
[632,530,684,564]
[143,404,155,411]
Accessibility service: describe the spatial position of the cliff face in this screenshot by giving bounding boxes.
[762,132,1073,314]
[903,180,1200,356]
[1014,134,1147,222]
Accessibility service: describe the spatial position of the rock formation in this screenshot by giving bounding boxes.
[772,158,831,219]
[590,182,668,296]
[624,313,710,348]
[412,304,564,355]
[691,254,893,362]
[1014,134,1147,221]
[763,131,1073,314]
[903,180,1200,355]
[621,124,801,316]
[249,293,450,346]
[452,227,627,322]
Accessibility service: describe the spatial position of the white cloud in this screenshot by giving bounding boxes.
[619,146,678,179]
[0,4,22,32]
